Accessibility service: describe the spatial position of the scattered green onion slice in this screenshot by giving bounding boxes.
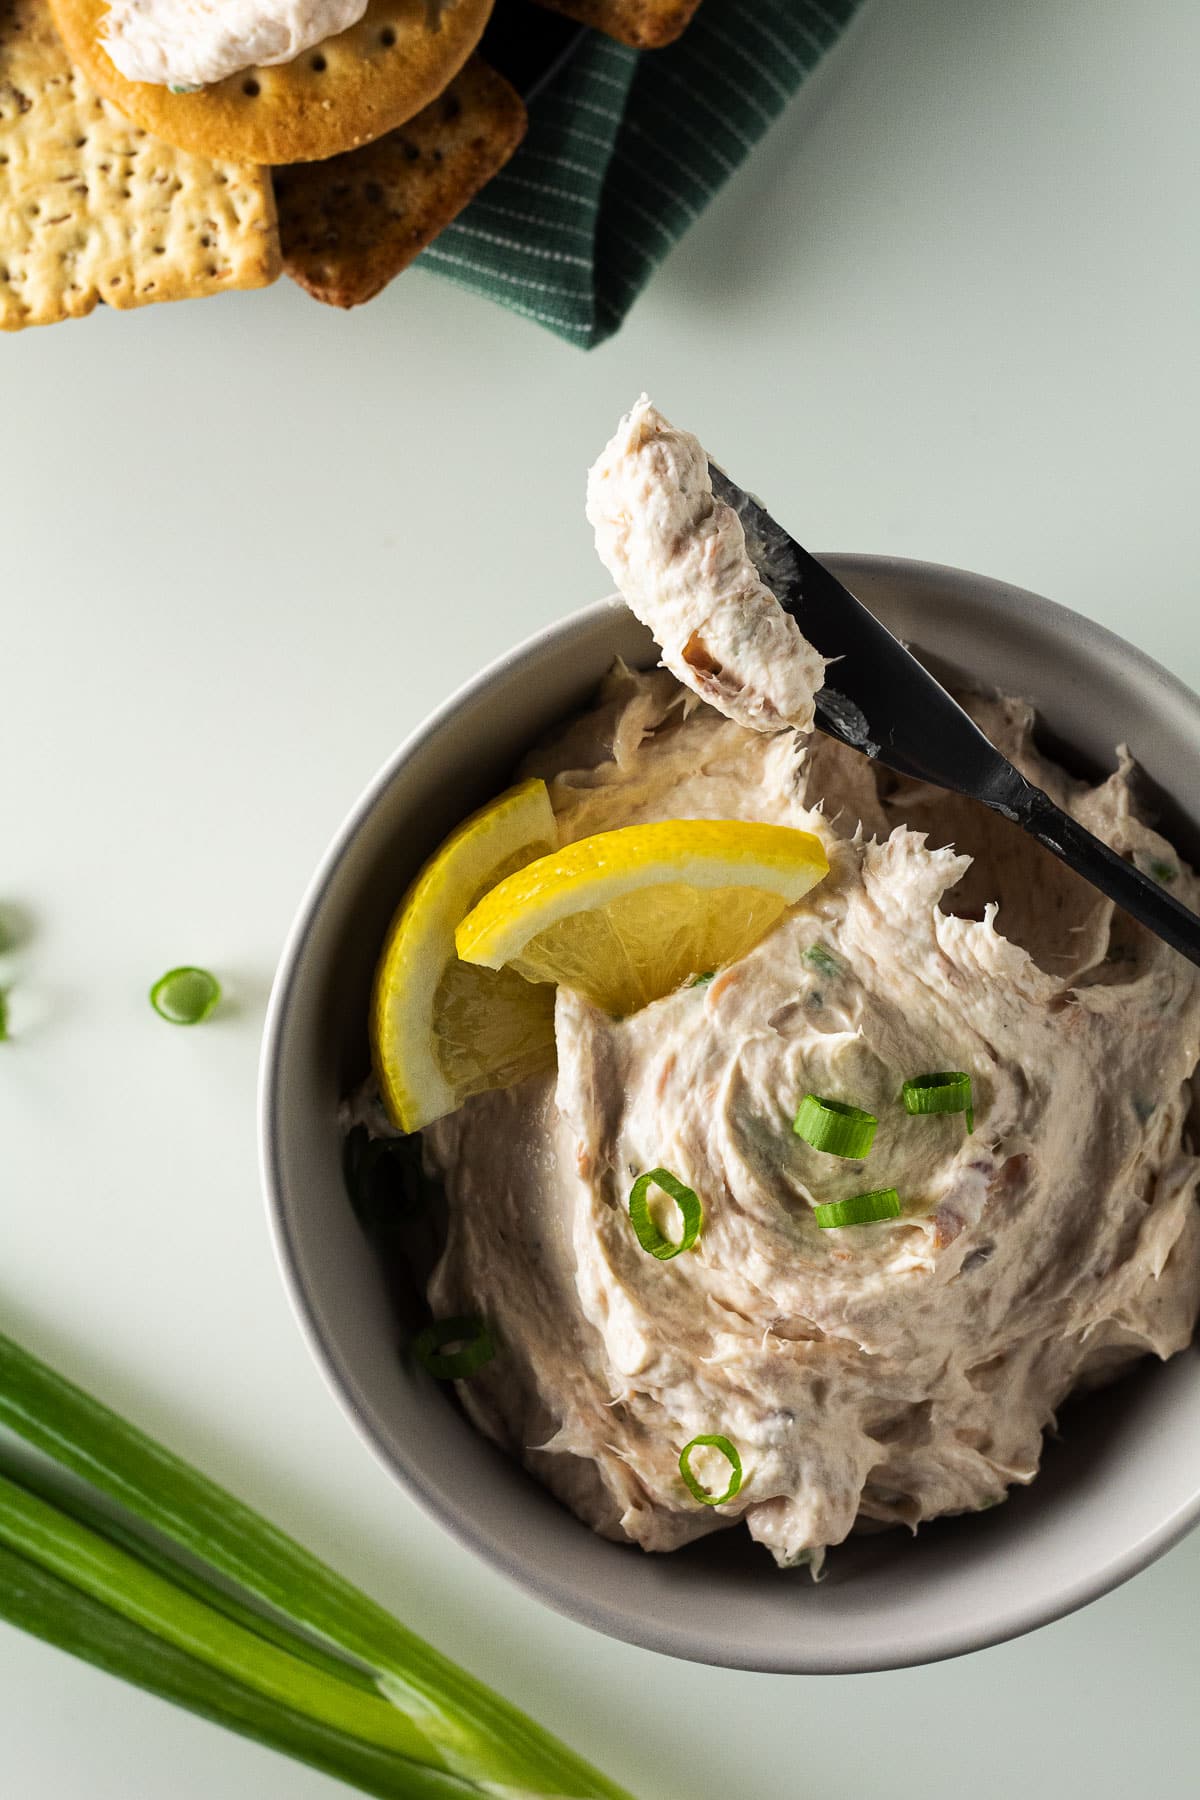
[1149,859,1177,885]
[812,1188,902,1229]
[0,988,8,1042]
[804,943,842,978]
[690,971,715,988]
[902,1069,974,1133]
[793,1094,877,1158]
[149,966,221,1025]
[411,1316,495,1380]
[342,1127,434,1241]
[628,1168,703,1259]
[678,1434,743,1507]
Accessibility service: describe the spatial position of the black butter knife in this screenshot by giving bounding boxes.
[708,463,1200,971]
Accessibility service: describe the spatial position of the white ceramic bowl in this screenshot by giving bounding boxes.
[259,557,1200,1674]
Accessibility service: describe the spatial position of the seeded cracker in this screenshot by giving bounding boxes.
[0,0,278,330]
[533,0,701,50]
[276,54,524,308]
[48,0,496,166]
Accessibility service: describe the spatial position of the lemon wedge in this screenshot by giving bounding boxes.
[455,819,829,1018]
[370,778,559,1133]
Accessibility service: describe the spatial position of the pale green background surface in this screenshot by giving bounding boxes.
[3,0,1199,1794]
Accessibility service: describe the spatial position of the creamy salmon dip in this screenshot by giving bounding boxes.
[399,404,1200,1570]
[586,397,827,735]
[103,0,365,88]
[424,661,1200,1566]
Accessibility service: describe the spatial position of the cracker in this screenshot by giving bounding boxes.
[48,0,495,165]
[275,54,524,308]
[0,0,278,330]
[533,0,700,50]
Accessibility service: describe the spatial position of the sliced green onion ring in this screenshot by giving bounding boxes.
[628,1168,703,1260]
[149,966,221,1025]
[411,1317,495,1380]
[902,1070,974,1133]
[813,1188,902,1229]
[793,1093,877,1158]
[342,1128,434,1250]
[679,1434,743,1507]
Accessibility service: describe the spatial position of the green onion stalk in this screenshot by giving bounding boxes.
[0,1330,634,1800]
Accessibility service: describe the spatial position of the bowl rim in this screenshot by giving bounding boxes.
[258,555,1200,1673]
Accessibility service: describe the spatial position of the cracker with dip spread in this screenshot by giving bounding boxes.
[533,0,701,49]
[276,54,525,307]
[48,0,495,163]
[7,0,710,328]
[0,0,279,330]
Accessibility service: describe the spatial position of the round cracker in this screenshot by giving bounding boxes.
[48,0,495,164]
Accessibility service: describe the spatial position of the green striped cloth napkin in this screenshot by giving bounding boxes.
[421,0,862,347]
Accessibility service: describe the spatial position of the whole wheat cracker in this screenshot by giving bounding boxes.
[275,53,525,308]
[533,0,701,50]
[49,0,495,165]
[0,0,278,330]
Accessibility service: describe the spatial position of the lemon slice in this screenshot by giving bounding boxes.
[455,819,829,1017]
[370,778,559,1133]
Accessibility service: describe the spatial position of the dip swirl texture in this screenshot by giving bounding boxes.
[426,667,1200,1567]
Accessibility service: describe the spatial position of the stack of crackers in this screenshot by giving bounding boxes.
[1,0,702,330]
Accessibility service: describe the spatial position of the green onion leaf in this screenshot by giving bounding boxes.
[411,1317,495,1380]
[0,1469,441,1766]
[812,1188,902,1229]
[149,966,221,1025]
[1149,859,1177,885]
[0,1541,474,1800]
[678,1435,743,1507]
[793,1094,877,1158]
[803,943,842,978]
[0,1330,630,1799]
[11,1455,381,1698]
[628,1168,703,1260]
[689,971,715,987]
[0,987,8,1041]
[901,1070,974,1133]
